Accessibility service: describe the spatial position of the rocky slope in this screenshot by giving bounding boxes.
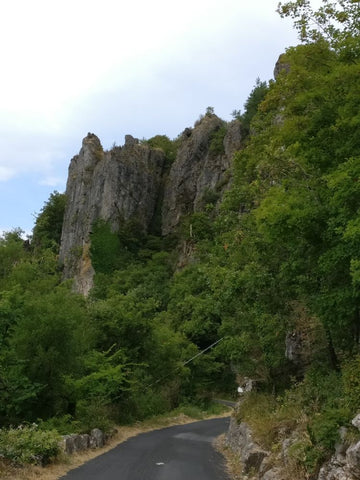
[225,406,360,480]
[59,115,242,294]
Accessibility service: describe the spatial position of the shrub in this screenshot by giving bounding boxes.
[237,393,303,449]
[76,400,117,433]
[342,355,360,412]
[118,390,171,424]
[309,407,351,451]
[209,125,227,155]
[145,135,179,165]
[0,424,61,465]
[38,414,81,435]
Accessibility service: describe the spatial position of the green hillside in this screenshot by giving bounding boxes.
[1,1,360,475]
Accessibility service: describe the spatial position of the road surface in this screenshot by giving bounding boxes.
[60,417,230,480]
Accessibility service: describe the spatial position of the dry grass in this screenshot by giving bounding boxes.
[0,410,231,480]
[214,434,245,480]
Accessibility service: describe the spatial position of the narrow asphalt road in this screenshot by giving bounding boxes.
[60,417,230,480]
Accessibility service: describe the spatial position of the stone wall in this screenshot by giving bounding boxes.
[62,428,107,454]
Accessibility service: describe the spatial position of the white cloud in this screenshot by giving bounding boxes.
[1,0,304,231]
[0,166,16,182]
[0,0,292,118]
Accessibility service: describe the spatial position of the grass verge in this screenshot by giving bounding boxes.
[214,434,243,480]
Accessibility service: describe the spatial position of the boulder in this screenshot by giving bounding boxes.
[62,434,77,454]
[351,414,360,431]
[90,428,105,448]
[346,441,360,478]
[62,433,91,454]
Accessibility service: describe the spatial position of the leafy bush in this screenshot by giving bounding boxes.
[120,390,171,423]
[144,135,180,165]
[309,407,351,451]
[209,125,227,155]
[342,355,360,412]
[182,212,214,241]
[32,191,66,251]
[38,414,81,435]
[75,400,117,433]
[0,425,61,465]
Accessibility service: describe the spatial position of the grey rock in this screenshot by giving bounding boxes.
[317,457,351,480]
[273,53,290,79]
[226,417,268,474]
[223,119,242,158]
[352,414,360,431]
[285,331,303,365]
[335,427,348,458]
[243,377,255,393]
[62,434,78,454]
[62,434,91,454]
[182,127,192,137]
[74,434,90,451]
[90,428,104,448]
[346,441,360,478]
[262,467,286,480]
[316,438,360,480]
[62,431,105,455]
[162,114,235,235]
[125,134,139,146]
[59,134,165,295]
[59,115,242,293]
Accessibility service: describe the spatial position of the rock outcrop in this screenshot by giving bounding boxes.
[317,418,360,480]
[59,133,165,295]
[226,406,360,480]
[162,115,239,235]
[273,53,291,79]
[226,416,269,475]
[59,115,242,295]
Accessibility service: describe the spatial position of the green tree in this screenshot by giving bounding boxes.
[0,229,26,284]
[239,78,269,136]
[277,0,360,59]
[144,135,180,164]
[32,191,66,251]
[9,286,90,419]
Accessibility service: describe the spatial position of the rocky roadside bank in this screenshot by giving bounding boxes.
[224,407,360,480]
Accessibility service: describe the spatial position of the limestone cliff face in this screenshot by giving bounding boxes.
[59,115,242,295]
[162,115,241,235]
[59,133,165,295]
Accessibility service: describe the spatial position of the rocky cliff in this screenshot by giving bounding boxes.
[162,115,241,235]
[59,115,242,294]
[59,133,165,295]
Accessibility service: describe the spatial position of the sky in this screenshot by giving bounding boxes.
[0,0,306,236]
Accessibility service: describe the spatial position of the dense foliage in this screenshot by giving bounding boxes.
[1,1,360,472]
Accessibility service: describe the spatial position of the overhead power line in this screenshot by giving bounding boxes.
[145,336,225,389]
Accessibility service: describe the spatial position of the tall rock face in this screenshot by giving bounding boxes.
[161,115,241,235]
[59,115,242,295]
[59,133,165,295]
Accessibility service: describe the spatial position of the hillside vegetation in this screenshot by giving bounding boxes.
[0,0,360,475]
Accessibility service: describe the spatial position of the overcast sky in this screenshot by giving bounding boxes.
[0,0,307,235]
